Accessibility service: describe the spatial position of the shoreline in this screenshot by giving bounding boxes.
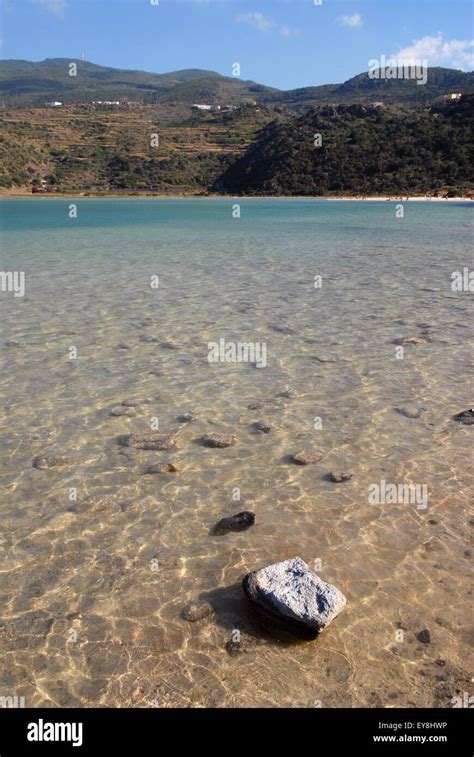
[0,191,472,202]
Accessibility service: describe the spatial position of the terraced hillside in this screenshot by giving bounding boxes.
[0,102,283,193]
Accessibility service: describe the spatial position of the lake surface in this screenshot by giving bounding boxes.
[0,198,472,708]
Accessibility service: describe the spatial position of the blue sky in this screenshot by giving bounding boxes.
[1,0,473,89]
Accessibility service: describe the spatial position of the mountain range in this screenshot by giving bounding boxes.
[1,58,473,109]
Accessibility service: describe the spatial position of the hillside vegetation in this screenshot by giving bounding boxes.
[1,59,472,109]
[215,97,474,197]
[1,59,473,197]
[0,102,281,193]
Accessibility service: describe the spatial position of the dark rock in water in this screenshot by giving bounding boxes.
[253,420,272,434]
[279,388,302,399]
[5,339,22,347]
[109,406,136,417]
[291,449,323,465]
[161,341,179,350]
[417,629,431,644]
[121,433,176,451]
[33,456,70,470]
[201,433,236,448]
[312,356,338,364]
[247,402,265,411]
[392,336,427,346]
[116,343,131,350]
[177,413,198,423]
[243,556,346,640]
[327,471,352,483]
[225,638,243,657]
[453,409,474,425]
[181,602,213,623]
[121,399,151,407]
[145,461,179,474]
[396,406,422,419]
[269,324,295,335]
[212,511,255,535]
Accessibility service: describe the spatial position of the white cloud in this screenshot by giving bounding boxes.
[339,13,363,29]
[280,25,300,38]
[392,33,474,70]
[236,12,276,33]
[31,0,67,17]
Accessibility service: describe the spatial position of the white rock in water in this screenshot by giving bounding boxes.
[243,556,346,640]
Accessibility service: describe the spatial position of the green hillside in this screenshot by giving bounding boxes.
[0,58,276,106]
[214,96,474,196]
[1,59,472,109]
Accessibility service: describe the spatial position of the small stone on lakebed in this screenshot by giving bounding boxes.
[392,336,427,346]
[121,433,176,451]
[253,420,272,433]
[177,413,198,423]
[212,511,255,535]
[417,629,431,644]
[145,461,179,474]
[291,449,323,465]
[327,471,352,483]
[396,406,422,419]
[109,406,136,417]
[243,556,346,640]
[225,638,243,657]
[181,602,213,622]
[33,456,70,470]
[201,433,236,448]
[279,389,302,399]
[453,409,474,425]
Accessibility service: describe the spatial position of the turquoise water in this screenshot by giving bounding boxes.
[0,199,472,708]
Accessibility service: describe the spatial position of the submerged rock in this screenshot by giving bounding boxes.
[253,420,272,434]
[243,556,346,640]
[5,339,22,347]
[145,461,179,474]
[269,324,295,335]
[279,388,302,399]
[161,341,179,350]
[453,409,474,425]
[327,471,352,483]
[225,637,243,657]
[116,343,131,350]
[33,456,70,470]
[396,406,422,419]
[312,356,338,364]
[181,602,213,623]
[392,336,427,346]
[201,433,236,448]
[417,629,431,644]
[109,406,136,417]
[121,433,176,451]
[177,413,198,423]
[121,399,151,407]
[212,511,255,535]
[140,335,159,343]
[291,449,323,465]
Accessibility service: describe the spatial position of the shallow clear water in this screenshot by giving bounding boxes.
[0,198,472,708]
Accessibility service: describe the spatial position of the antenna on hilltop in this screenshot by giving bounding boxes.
[81,52,85,61]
